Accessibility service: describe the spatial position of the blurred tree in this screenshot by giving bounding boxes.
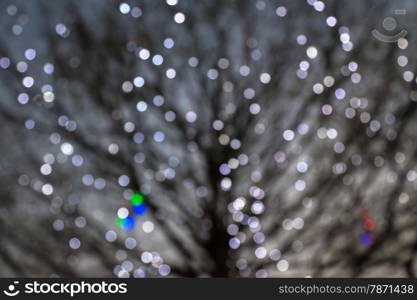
[0,0,417,277]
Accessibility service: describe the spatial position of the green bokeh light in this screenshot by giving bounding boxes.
[116,217,124,228]
[131,192,144,205]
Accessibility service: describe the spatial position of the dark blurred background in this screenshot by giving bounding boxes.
[0,0,417,277]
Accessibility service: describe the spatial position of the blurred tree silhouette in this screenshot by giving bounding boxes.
[1,0,417,277]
